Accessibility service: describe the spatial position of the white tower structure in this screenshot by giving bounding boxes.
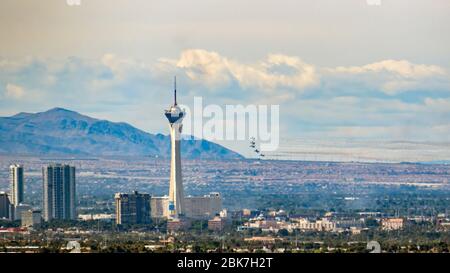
[164,77,186,218]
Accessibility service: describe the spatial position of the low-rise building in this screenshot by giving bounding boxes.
[244,236,277,243]
[167,218,191,232]
[219,209,228,218]
[292,218,336,232]
[208,216,226,231]
[0,227,28,234]
[242,209,252,217]
[78,213,114,221]
[21,210,42,228]
[150,196,169,218]
[436,217,450,231]
[14,203,32,221]
[381,218,404,230]
[184,192,222,219]
[151,193,222,219]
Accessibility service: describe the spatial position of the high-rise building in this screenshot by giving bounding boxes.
[115,191,151,225]
[42,164,76,221]
[9,164,24,206]
[0,192,11,220]
[164,77,185,218]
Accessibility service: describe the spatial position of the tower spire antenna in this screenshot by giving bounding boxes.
[174,76,177,106]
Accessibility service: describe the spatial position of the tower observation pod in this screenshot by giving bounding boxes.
[164,76,186,218]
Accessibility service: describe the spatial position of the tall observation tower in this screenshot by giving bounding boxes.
[164,77,185,218]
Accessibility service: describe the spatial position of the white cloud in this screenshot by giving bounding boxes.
[334,60,445,78]
[174,49,319,92]
[329,60,448,95]
[5,83,25,99]
[176,49,231,88]
[167,51,450,97]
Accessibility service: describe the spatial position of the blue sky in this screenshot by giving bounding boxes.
[0,0,449,160]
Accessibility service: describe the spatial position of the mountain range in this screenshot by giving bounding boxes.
[0,108,242,159]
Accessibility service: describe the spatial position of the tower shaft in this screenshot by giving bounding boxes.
[168,122,184,217]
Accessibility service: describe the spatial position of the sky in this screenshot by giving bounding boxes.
[0,0,450,161]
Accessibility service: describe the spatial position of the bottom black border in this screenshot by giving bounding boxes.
[1,253,447,272]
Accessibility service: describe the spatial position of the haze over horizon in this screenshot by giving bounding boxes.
[1,0,449,161]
